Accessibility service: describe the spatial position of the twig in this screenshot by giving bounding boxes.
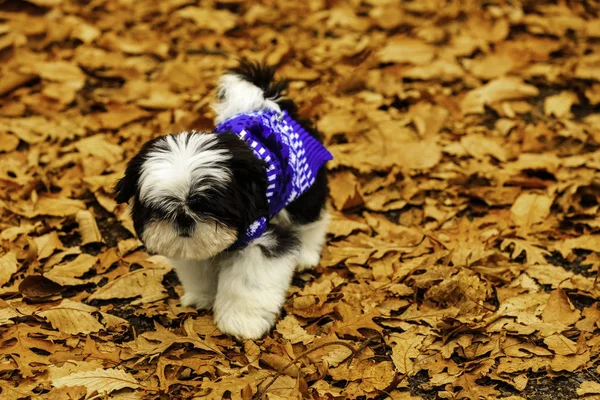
[255,336,375,399]
[346,334,382,366]
[376,372,406,399]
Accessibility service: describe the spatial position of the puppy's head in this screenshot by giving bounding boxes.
[115,132,268,260]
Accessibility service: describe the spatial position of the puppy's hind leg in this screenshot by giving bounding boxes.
[213,227,300,340]
[295,209,330,272]
[171,259,219,310]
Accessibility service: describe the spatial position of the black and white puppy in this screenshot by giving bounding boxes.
[114,62,330,339]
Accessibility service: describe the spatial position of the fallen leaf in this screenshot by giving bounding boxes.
[461,77,539,114]
[0,252,18,287]
[275,315,314,344]
[75,210,104,245]
[34,232,64,260]
[541,289,581,327]
[176,7,238,35]
[388,331,425,375]
[38,299,104,334]
[19,275,64,300]
[543,334,577,355]
[329,171,364,210]
[45,254,98,286]
[378,37,436,65]
[577,381,600,396]
[51,368,140,396]
[510,192,553,227]
[332,302,383,338]
[544,91,579,118]
[88,265,171,304]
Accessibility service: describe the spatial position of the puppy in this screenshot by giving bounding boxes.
[113,61,332,339]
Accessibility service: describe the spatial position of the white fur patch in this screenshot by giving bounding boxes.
[170,258,219,310]
[142,219,237,260]
[213,233,299,339]
[294,209,330,271]
[212,74,281,124]
[139,133,231,208]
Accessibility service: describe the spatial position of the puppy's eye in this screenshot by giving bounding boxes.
[188,195,205,212]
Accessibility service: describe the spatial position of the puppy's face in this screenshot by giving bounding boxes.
[115,132,268,260]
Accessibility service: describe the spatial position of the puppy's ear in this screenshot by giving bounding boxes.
[114,161,140,204]
[114,173,136,204]
[114,145,151,204]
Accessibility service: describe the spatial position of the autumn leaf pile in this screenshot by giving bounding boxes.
[1,0,600,399]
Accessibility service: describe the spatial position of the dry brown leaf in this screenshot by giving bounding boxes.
[275,315,314,344]
[51,368,140,396]
[34,232,64,260]
[544,91,579,118]
[94,104,150,130]
[550,350,590,372]
[541,289,581,327]
[378,37,436,65]
[554,235,600,258]
[329,360,396,396]
[74,135,124,165]
[31,197,86,217]
[0,300,19,326]
[461,77,539,114]
[0,251,18,287]
[0,132,20,153]
[332,302,383,338]
[75,210,103,245]
[38,299,104,334]
[20,61,85,90]
[45,254,98,286]
[577,381,600,396]
[510,192,553,227]
[451,373,500,400]
[501,238,549,265]
[404,59,464,81]
[328,211,370,238]
[260,353,299,377]
[88,265,171,304]
[460,134,507,162]
[388,331,425,375]
[329,171,364,210]
[176,7,238,35]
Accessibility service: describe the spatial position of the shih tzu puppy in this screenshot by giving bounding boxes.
[114,61,332,339]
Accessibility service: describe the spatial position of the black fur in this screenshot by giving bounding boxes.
[258,225,301,259]
[231,60,329,225]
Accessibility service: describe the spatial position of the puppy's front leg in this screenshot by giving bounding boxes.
[214,229,299,340]
[170,259,218,310]
[295,209,330,271]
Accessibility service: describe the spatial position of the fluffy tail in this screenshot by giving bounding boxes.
[212,60,289,124]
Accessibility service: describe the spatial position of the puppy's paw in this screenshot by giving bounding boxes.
[296,248,321,271]
[180,292,215,310]
[215,308,275,340]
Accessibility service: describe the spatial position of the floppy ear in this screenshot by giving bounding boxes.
[114,173,137,204]
[114,147,149,204]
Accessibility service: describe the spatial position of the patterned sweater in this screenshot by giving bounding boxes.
[215,109,333,246]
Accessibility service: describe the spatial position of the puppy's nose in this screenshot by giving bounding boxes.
[175,213,194,237]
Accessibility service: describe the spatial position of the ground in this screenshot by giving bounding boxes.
[1,0,600,399]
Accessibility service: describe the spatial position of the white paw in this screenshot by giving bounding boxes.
[296,248,321,271]
[180,292,215,310]
[215,307,276,340]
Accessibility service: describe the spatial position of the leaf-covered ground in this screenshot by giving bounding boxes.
[1,0,600,399]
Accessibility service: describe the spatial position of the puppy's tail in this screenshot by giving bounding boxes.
[213,60,289,124]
